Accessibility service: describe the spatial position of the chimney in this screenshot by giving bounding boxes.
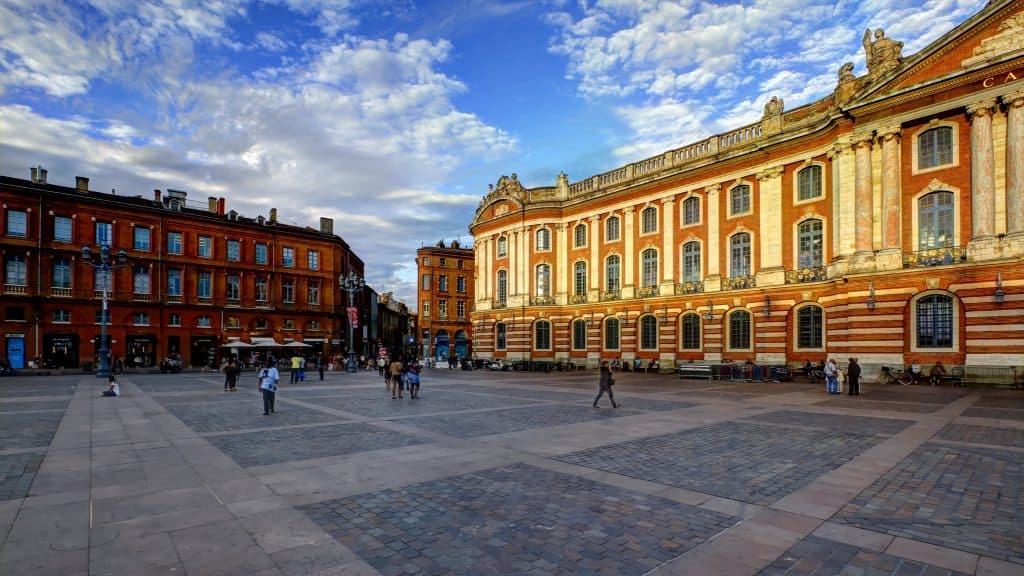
[154,189,162,203]
[319,217,334,235]
[269,208,277,223]
[217,198,226,216]
[208,197,217,213]
[75,176,89,192]
[30,166,47,184]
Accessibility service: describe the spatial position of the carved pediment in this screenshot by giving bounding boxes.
[963,13,1024,67]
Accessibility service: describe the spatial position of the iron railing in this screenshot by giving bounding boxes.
[903,246,967,268]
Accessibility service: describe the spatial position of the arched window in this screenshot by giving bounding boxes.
[496,269,507,303]
[574,224,587,247]
[606,216,620,241]
[535,264,551,297]
[729,233,751,278]
[919,126,953,170]
[730,185,751,215]
[682,242,701,282]
[641,206,658,234]
[572,319,587,350]
[495,323,507,350]
[605,255,620,291]
[639,315,658,350]
[682,197,700,225]
[797,220,823,268]
[681,314,701,350]
[641,249,658,287]
[497,236,507,257]
[573,261,587,296]
[534,320,551,350]
[536,228,551,251]
[919,191,954,250]
[604,317,620,349]
[796,306,823,349]
[917,294,953,348]
[728,310,751,350]
[797,165,822,201]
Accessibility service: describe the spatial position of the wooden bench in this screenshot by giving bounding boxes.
[950,365,1020,388]
[678,365,712,380]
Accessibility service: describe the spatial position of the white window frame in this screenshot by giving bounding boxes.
[638,315,658,350]
[909,290,960,353]
[54,216,73,243]
[911,121,959,175]
[640,206,658,235]
[681,196,701,227]
[574,224,587,248]
[728,183,753,217]
[728,231,754,278]
[679,313,702,351]
[605,216,620,242]
[535,228,551,251]
[794,162,826,205]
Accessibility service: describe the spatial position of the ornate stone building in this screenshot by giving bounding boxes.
[469,0,1024,373]
[416,240,475,362]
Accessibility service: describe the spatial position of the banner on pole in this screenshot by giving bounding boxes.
[347,307,359,328]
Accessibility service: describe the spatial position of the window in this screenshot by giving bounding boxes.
[6,210,27,237]
[439,275,448,291]
[572,319,587,350]
[495,323,507,350]
[53,309,71,323]
[919,191,954,250]
[456,276,465,292]
[133,312,150,326]
[534,320,551,350]
[422,274,431,290]
[95,222,112,246]
[133,266,150,295]
[308,282,320,305]
[438,300,448,318]
[730,185,751,215]
[605,216,620,241]
[197,315,212,328]
[605,255,620,291]
[641,206,658,234]
[227,240,240,261]
[640,315,658,350]
[457,301,466,318]
[54,216,72,242]
[439,258,447,267]
[496,270,507,303]
[308,320,320,331]
[682,242,701,282]
[422,257,430,265]
[728,310,751,350]
[681,314,701,350]
[917,294,953,348]
[168,313,181,326]
[536,264,551,297]
[308,250,319,270]
[227,275,240,300]
[167,232,183,254]
[730,233,751,277]
[604,317,620,349]
[497,237,507,257]
[133,227,150,251]
[167,269,182,296]
[94,309,110,324]
[198,272,212,298]
[641,249,658,288]
[422,301,431,317]
[797,165,823,201]
[254,318,268,329]
[919,126,953,170]
[683,197,700,225]
[574,224,587,247]
[797,220,823,268]
[255,244,268,265]
[198,236,212,258]
[94,268,112,292]
[282,247,294,267]
[52,258,72,288]
[796,306,824,349]
[536,228,551,250]
[254,277,267,302]
[282,319,295,330]
[574,261,587,296]
[226,317,240,329]
[6,307,25,321]
[282,279,294,303]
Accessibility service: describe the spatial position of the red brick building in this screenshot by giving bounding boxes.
[1,170,366,369]
[416,240,474,362]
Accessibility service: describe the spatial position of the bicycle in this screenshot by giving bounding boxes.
[876,366,914,385]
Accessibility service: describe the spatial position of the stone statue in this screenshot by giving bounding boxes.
[838,62,856,83]
[863,28,904,77]
[763,96,784,117]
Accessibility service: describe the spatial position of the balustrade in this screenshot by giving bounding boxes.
[51,287,72,297]
[493,299,507,309]
[531,296,555,306]
[785,267,827,284]
[4,284,28,295]
[722,276,756,290]
[600,290,621,301]
[637,286,659,298]
[902,246,967,268]
[674,281,704,295]
[569,293,588,304]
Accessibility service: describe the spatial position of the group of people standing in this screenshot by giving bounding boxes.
[822,358,862,396]
[380,356,423,399]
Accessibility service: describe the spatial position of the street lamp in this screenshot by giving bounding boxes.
[81,244,128,378]
[338,271,365,373]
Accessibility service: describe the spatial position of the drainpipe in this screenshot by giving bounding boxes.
[36,192,43,362]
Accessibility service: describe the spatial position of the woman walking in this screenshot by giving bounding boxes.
[593,361,620,408]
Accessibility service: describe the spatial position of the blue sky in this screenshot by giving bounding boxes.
[0,0,987,305]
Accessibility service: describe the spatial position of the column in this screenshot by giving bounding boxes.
[518,225,530,297]
[756,166,785,286]
[622,207,635,298]
[589,216,600,294]
[705,185,722,291]
[853,135,875,256]
[508,229,518,297]
[661,198,675,294]
[556,223,568,303]
[1004,90,1024,237]
[879,126,902,250]
[967,99,997,241]
[829,136,856,260]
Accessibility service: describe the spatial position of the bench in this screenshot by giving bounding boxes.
[950,365,1020,388]
[678,365,712,380]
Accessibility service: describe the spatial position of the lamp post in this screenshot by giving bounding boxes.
[81,244,128,378]
[338,271,365,373]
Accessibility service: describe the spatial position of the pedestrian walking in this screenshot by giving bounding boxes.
[378,356,386,377]
[289,354,301,383]
[406,359,421,399]
[258,360,280,415]
[224,359,240,391]
[390,357,405,399]
[383,356,393,393]
[824,358,839,394]
[847,358,861,396]
[316,353,325,381]
[593,361,620,408]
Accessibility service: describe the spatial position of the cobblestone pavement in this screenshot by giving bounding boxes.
[155,393,344,433]
[813,397,943,413]
[743,409,915,436]
[961,406,1024,420]
[558,421,886,505]
[758,535,971,576]
[394,404,644,438]
[0,452,44,501]
[0,412,67,450]
[300,463,737,576]
[310,389,539,418]
[832,442,1024,564]
[938,423,1024,448]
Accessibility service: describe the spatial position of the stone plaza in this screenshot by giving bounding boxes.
[0,368,1021,575]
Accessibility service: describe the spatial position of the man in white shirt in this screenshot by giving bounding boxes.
[258,360,280,415]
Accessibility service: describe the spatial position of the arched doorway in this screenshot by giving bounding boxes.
[454,329,469,360]
[435,329,450,362]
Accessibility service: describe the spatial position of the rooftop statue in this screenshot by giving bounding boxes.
[863,28,904,77]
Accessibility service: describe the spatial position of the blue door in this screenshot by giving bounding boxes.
[7,337,25,369]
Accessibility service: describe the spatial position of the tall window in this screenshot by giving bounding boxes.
[917,294,953,348]
[640,315,658,350]
[728,310,751,350]
[536,228,551,250]
[641,206,657,234]
[6,210,27,237]
[282,247,294,267]
[797,165,823,201]
[54,216,72,242]
[730,233,751,277]
[605,255,620,291]
[641,249,658,287]
[307,250,319,270]
[730,185,751,215]
[797,220,823,268]
[439,300,448,318]
[439,275,448,291]
[457,301,466,317]
[604,317,620,349]
[133,266,150,295]
[422,301,430,317]
[919,126,953,169]
[605,216,620,241]
[439,258,446,267]
[919,191,954,250]
[796,306,823,349]
[456,276,465,292]
[681,314,701,350]
[198,272,212,298]
[167,269,181,296]
[497,236,507,257]
[168,313,181,326]
[536,264,551,297]
[227,240,240,261]
[95,222,112,245]
[255,243,268,264]
[683,197,700,225]
[497,270,507,303]
[282,279,294,303]
[572,319,587,350]
[495,323,507,350]
[167,232,183,254]
[574,261,587,296]
[5,255,27,285]
[422,274,431,290]
[227,274,240,300]
[574,224,587,247]
[255,277,268,302]
[133,227,150,251]
[52,258,72,288]
[682,242,701,282]
[534,320,551,350]
[308,282,320,305]
[198,235,212,258]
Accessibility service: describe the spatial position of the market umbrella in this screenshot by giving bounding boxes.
[220,341,254,348]
[282,341,312,348]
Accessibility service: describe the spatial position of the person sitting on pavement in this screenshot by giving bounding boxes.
[102,376,120,397]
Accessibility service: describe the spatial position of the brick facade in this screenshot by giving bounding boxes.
[416,241,474,362]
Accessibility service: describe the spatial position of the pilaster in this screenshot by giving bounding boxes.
[850,134,877,273]
[1003,90,1024,248]
[705,185,721,291]
[967,99,1000,261]
[877,125,903,271]
[622,207,636,299]
[660,198,676,295]
[588,216,600,298]
[555,224,568,304]
[755,166,785,287]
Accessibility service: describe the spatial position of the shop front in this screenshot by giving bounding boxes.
[43,333,79,369]
[126,334,157,368]
[190,336,218,368]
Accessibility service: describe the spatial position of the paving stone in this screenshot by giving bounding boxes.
[813,398,942,413]
[310,389,538,418]
[394,403,643,438]
[757,535,972,576]
[743,410,915,436]
[153,394,342,433]
[0,453,44,501]
[961,407,1024,420]
[0,399,71,413]
[937,423,1024,448]
[0,412,66,450]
